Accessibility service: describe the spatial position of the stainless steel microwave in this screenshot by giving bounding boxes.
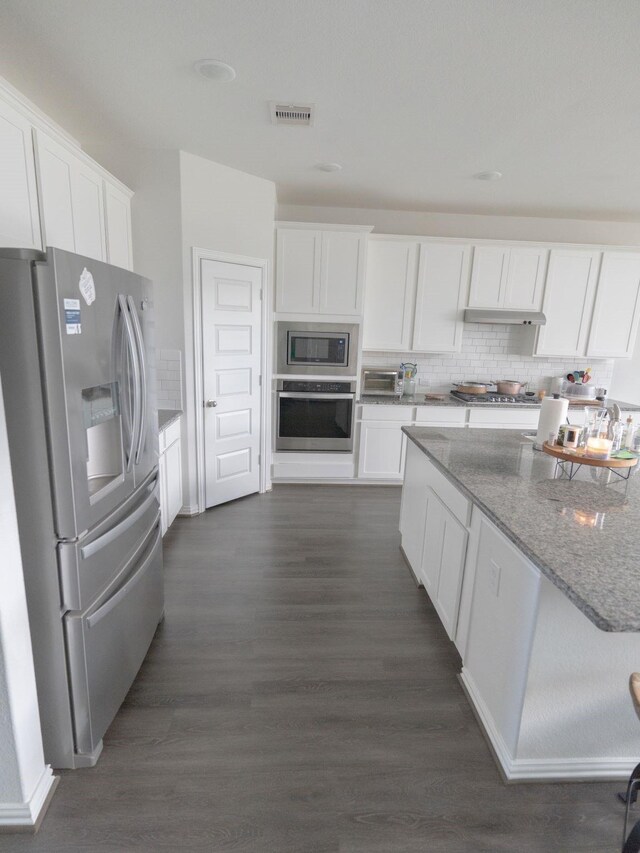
[276,322,359,376]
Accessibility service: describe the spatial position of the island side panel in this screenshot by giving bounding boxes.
[516,573,640,780]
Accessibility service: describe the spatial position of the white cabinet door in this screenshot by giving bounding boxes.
[468,246,547,311]
[363,239,418,350]
[587,252,640,359]
[534,249,600,357]
[72,161,106,261]
[412,242,470,352]
[164,437,183,527]
[435,507,468,639]
[275,228,321,313]
[468,246,508,308]
[104,180,133,270]
[319,230,365,315]
[503,248,548,311]
[399,440,430,571]
[420,487,444,594]
[0,98,41,248]
[158,451,168,536]
[35,129,106,261]
[34,129,75,252]
[358,420,410,479]
[463,516,541,754]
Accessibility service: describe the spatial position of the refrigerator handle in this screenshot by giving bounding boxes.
[118,294,140,471]
[127,296,147,466]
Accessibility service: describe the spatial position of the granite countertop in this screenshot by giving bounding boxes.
[158,409,182,430]
[360,394,640,412]
[403,425,640,633]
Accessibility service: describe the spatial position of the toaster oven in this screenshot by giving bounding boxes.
[361,367,403,397]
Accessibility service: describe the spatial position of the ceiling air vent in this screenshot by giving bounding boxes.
[270,102,315,126]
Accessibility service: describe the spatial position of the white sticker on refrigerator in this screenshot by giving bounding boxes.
[63,298,81,335]
[79,267,96,305]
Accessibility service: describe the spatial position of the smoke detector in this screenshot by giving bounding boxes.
[270,102,315,126]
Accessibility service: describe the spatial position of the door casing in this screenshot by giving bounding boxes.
[192,247,271,513]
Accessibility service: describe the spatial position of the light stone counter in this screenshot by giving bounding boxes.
[403,425,640,632]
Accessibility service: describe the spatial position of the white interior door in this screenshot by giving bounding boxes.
[201,259,262,508]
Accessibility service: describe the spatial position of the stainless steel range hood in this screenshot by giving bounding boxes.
[464,309,546,325]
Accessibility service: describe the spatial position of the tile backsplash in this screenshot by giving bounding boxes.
[364,323,614,394]
[156,348,183,410]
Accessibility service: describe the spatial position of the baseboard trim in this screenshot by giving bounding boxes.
[0,767,58,832]
[270,477,402,486]
[178,505,199,516]
[460,669,636,782]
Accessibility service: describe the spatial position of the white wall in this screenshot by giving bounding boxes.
[277,203,640,246]
[179,151,276,510]
[0,375,56,829]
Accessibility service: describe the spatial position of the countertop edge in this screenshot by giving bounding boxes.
[158,409,183,430]
[402,426,619,633]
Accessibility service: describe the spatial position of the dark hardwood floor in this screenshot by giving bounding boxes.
[4,485,626,851]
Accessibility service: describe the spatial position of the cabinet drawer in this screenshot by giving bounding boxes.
[159,417,181,452]
[468,408,539,429]
[414,406,467,425]
[360,404,414,421]
[425,457,471,527]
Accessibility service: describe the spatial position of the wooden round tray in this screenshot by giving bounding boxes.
[542,441,639,469]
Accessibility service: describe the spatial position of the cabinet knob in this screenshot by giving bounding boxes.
[205,400,218,408]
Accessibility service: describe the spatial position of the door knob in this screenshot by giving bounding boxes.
[205,400,218,408]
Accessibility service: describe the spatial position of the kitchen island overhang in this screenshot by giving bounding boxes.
[400,426,640,782]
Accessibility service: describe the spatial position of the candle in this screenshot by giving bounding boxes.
[586,437,612,459]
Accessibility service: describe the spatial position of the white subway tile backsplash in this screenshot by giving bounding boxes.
[364,323,614,394]
[156,348,183,410]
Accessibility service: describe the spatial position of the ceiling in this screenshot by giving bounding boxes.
[2,0,640,220]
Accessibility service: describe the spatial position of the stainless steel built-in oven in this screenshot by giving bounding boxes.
[276,380,356,452]
[276,322,359,376]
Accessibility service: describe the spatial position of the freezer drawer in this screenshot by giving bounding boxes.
[65,521,163,756]
[58,475,160,611]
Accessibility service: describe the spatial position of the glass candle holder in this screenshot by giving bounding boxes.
[586,437,612,459]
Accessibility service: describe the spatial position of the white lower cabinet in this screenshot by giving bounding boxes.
[467,408,539,430]
[400,441,470,640]
[358,421,410,479]
[159,417,183,535]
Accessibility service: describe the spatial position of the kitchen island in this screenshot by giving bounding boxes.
[400,426,640,781]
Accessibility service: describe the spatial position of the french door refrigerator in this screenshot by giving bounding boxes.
[0,247,164,769]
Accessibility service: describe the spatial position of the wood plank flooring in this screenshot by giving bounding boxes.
[3,485,627,851]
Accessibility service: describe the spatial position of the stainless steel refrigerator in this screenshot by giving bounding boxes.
[0,247,164,769]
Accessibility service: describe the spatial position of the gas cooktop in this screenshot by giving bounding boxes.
[450,391,540,404]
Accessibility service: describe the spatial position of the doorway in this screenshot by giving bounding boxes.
[193,250,269,510]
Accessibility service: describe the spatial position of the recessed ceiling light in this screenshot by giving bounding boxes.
[193,59,236,82]
[316,163,343,172]
[474,170,503,181]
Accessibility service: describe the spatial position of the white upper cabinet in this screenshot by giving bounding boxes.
[363,239,468,353]
[363,239,418,350]
[35,129,106,261]
[0,97,41,249]
[319,230,366,314]
[534,249,600,357]
[468,245,547,311]
[586,251,640,359]
[104,180,134,270]
[275,224,370,316]
[275,228,320,313]
[413,242,470,352]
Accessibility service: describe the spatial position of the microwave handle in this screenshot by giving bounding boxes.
[278,392,355,400]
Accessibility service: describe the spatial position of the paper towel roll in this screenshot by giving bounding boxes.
[534,396,569,450]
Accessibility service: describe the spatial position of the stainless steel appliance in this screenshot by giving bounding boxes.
[361,367,403,397]
[0,247,163,769]
[276,321,359,375]
[450,390,539,404]
[276,379,356,451]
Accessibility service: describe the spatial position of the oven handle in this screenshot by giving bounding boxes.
[277,392,355,400]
